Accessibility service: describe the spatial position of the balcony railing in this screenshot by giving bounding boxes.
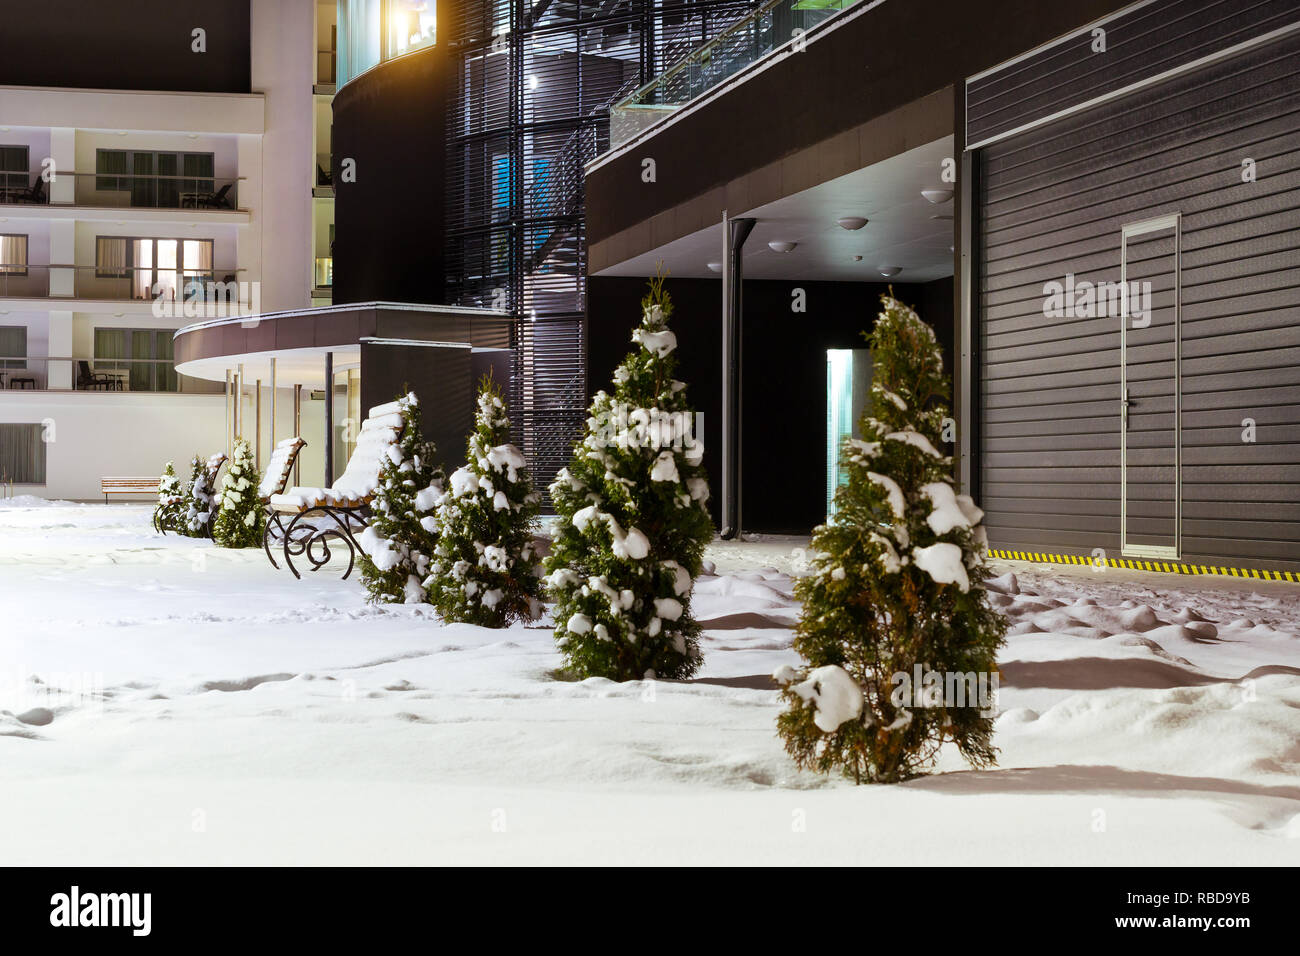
[0,172,241,211]
[0,265,245,302]
[0,355,221,393]
[607,0,858,151]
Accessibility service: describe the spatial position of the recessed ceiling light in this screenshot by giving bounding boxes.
[922,188,954,204]
[768,240,797,253]
[836,216,868,230]
[117,131,128,136]
[186,134,199,140]
[706,262,722,273]
[930,213,953,220]
[878,266,902,277]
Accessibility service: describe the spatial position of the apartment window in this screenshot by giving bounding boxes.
[94,328,177,393]
[96,237,129,278]
[95,237,214,298]
[95,150,216,207]
[0,325,26,370]
[0,423,46,485]
[0,234,28,276]
[0,145,28,193]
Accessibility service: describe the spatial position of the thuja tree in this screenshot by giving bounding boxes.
[426,377,542,626]
[358,393,446,604]
[213,438,264,548]
[775,294,1005,783]
[547,273,712,681]
[153,461,184,532]
[179,455,208,537]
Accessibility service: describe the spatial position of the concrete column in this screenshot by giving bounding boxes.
[47,220,75,298]
[293,383,302,486]
[250,0,315,313]
[269,357,277,453]
[46,310,73,389]
[48,128,75,205]
[324,353,334,486]
[720,215,756,540]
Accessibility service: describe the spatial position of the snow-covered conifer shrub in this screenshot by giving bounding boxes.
[153,461,184,532]
[425,377,542,626]
[359,393,446,604]
[212,439,264,548]
[547,271,712,681]
[775,294,1005,783]
[179,454,209,537]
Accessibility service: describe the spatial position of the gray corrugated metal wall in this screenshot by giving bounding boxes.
[967,0,1300,147]
[975,25,1300,570]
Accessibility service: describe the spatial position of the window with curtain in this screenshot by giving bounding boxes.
[0,423,46,484]
[0,234,28,275]
[95,150,130,192]
[0,325,26,370]
[94,327,178,393]
[95,236,213,299]
[95,150,216,207]
[96,237,129,278]
[0,145,29,193]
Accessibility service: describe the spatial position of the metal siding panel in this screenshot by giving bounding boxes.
[978,29,1300,571]
[967,0,1300,145]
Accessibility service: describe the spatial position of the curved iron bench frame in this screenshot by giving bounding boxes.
[264,500,371,579]
[263,403,407,579]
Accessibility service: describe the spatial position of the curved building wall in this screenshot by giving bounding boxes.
[331,43,449,306]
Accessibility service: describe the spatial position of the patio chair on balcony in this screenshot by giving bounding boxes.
[77,360,121,391]
[11,177,46,204]
[191,183,233,209]
[265,399,408,579]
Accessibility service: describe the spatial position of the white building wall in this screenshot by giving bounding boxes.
[251,0,316,313]
[0,385,330,501]
[0,391,227,500]
[0,0,319,503]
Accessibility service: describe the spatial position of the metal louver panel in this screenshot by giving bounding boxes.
[445,0,766,504]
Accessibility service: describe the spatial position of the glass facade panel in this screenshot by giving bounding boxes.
[338,0,436,86]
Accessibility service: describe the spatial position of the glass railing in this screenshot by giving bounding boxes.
[0,172,240,210]
[0,355,221,393]
[608,0,859,151]
[0,265,245,302]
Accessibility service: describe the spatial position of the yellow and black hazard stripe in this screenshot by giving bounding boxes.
[986,548,1300,583]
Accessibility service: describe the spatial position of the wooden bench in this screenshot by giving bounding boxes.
[101,477,160,503]
[266,399,409,579]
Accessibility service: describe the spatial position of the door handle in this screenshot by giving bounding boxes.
[1121,390,1132,428]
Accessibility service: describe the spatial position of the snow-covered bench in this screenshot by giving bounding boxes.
[264,400,407,579]
[258,436,308,545]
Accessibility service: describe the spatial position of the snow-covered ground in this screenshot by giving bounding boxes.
[2,501,1298,864]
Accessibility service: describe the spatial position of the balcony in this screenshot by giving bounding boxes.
[0,265,245,303]
[607,0,857,152]
[0,171,241,211]
[0,355,220,393]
